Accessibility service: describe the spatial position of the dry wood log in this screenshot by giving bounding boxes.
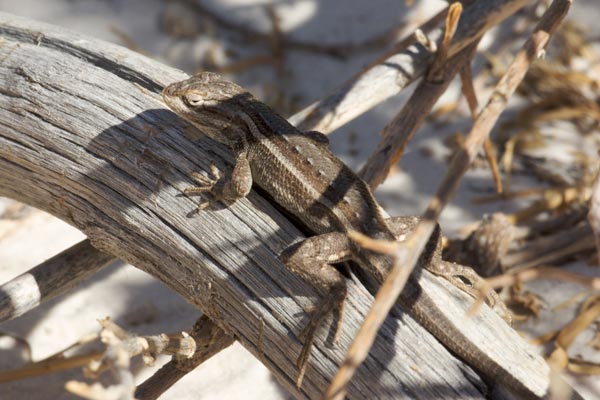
[0,12,553,399]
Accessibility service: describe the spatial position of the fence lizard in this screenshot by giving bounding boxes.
[162,72,521,395]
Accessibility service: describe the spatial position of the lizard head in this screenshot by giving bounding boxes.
[162,72,251,144]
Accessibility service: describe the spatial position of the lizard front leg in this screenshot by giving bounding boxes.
[279,232,351,386]
[185,142,252,211]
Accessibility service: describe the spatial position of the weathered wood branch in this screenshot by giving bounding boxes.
[135,315,235,400]
[0,239,114,322]
[0,13,550,399]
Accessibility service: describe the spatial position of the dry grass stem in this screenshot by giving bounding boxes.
[548,297,600,369]
[459,63,503,193]
[0,351,104,384]
[359,3,481,188]
[427,2,462,82]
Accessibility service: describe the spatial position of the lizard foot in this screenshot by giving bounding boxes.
[184,163,221,211]
[295,291,345,388]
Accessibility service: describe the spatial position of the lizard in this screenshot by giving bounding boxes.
[161,72,526,396]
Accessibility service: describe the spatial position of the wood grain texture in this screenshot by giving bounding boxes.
[0,13,548,399]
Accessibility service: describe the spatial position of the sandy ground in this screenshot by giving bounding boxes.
[0,0,599,399]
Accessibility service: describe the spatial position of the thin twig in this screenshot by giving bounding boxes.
[459,55,504,193]
[548,297,600,369]
[427,3,463,83]
[0,351,103,384]
[135,315,234,400]
[359,3,474,188]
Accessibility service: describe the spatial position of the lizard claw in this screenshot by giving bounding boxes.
[185,163,221,193]
[298,316,316,342]
[184,163,223,211]
[196,200,212,212]
[294,293,346,388]
[296,343,311,388]
[295,308,325,388]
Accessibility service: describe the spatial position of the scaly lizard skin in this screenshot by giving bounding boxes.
[162,72,527,396]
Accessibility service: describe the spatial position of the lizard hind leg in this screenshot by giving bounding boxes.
[279,232,351,386]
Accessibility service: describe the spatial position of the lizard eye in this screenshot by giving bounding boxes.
[184,93,204,107]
